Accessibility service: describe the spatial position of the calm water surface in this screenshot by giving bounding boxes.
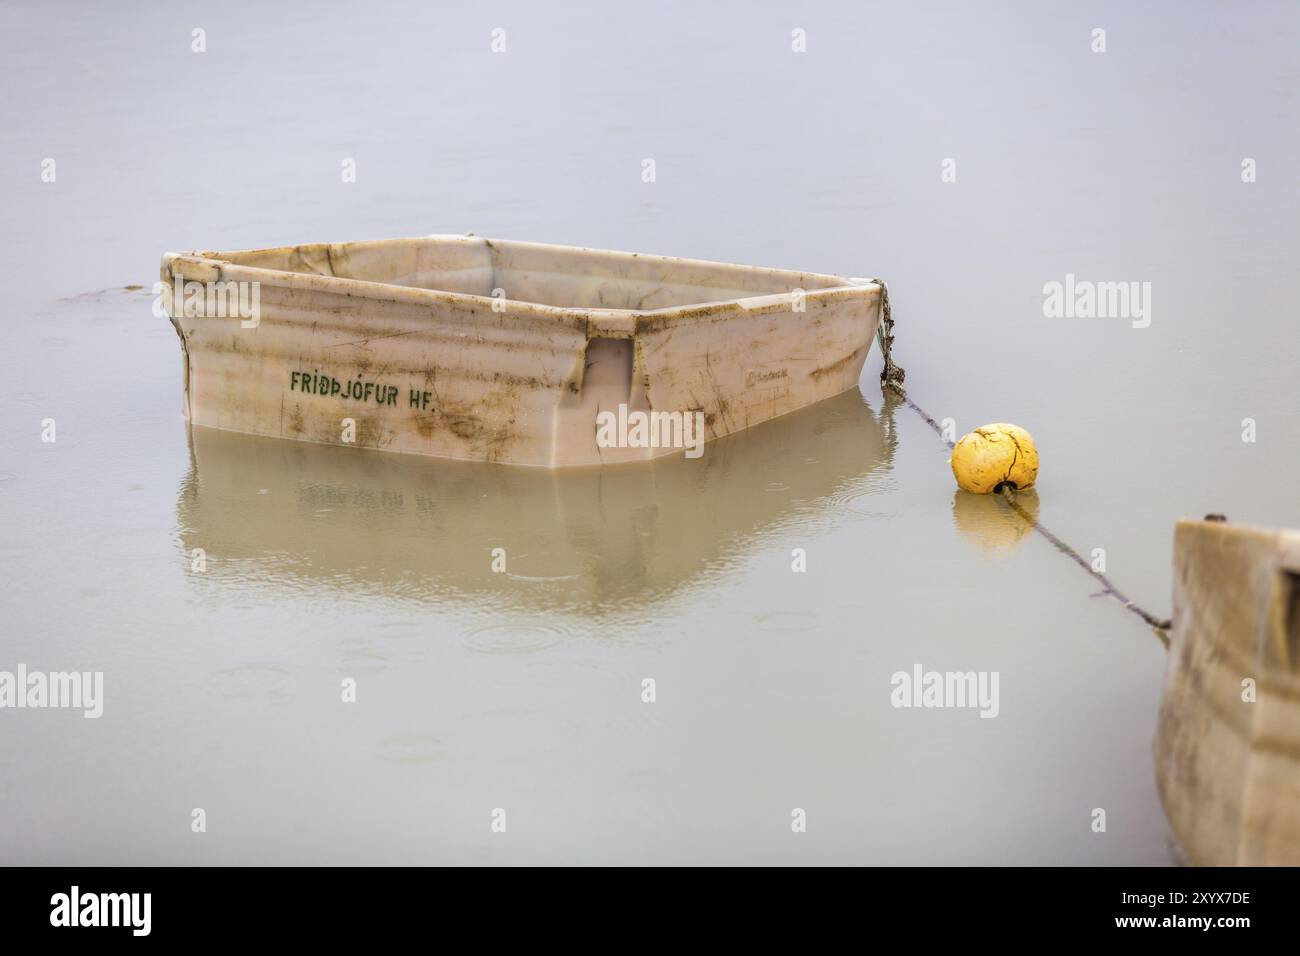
[1,1,1298,864]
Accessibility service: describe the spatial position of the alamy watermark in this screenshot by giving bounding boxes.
[595,404,706,459]
[152,275,261,328]
[50,886,150,936]
[890,663,999,718]
[0,665,103,718]
[1042,274,1151,328]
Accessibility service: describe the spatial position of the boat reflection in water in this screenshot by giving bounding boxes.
[176,388,897,617]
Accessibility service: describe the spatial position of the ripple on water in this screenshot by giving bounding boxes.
[754,610,820,633]
[502,549,585,584]
[337,642,389,672]
[463,622,567,655]
[828,486,898,519]
[376,733,446,763]
[210,664,292,700]
[505,571,582,584]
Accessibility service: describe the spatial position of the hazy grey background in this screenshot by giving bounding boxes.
[1,0,1297,864]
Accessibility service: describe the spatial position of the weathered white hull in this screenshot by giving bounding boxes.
[1155,519,1300,864]
[161,236,882,466]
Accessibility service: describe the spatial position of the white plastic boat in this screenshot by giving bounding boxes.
[161,235,883,466]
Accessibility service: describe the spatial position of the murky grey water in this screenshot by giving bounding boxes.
[2,2,1298,864]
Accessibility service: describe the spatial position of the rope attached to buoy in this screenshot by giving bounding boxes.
[870,280,1171,635]
[995,486,1171,632]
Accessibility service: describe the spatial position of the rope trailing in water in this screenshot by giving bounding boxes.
[994,486,1171,632]
[870,278,1172,634]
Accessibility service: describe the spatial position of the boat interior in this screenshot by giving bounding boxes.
[196,235,852,312]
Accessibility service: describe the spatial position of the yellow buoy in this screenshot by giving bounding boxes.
[950,423,1038,494]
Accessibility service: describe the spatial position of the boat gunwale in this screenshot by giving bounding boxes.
[161,236,881,335]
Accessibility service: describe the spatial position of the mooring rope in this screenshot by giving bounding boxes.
[869,277,906,393]
[869,278,1172,634]
[994,486,1172,632]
